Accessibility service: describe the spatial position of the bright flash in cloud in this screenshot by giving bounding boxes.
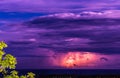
[58,52,97,68]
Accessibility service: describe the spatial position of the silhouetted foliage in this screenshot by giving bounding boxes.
[0,41,35,78]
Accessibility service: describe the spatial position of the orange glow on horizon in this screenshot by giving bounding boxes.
[61,52,96,68]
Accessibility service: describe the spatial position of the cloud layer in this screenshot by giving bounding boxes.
[1,12,120,69]
[0,0,120,12]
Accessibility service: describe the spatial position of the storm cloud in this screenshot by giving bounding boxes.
[19,14,120,54]
[1,12,120,69]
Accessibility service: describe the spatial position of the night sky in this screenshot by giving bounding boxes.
[1,0,120,69]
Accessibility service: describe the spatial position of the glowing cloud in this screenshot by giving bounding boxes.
[54,52,97,68]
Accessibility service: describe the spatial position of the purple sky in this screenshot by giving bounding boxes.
[1,0,120,69]
[0,0,120,13]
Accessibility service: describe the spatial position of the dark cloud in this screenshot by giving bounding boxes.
[1,13,120,68]
[18,16,120,54]
[26,18,120,28]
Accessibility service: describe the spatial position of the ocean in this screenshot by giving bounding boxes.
[0,69,120,78]
[16,69,120,78]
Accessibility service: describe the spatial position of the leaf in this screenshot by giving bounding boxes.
[27,72,35,78]
[20,75,27,78]
[10,70,18,75]
[0,41,7,50]
[4,75,13,78]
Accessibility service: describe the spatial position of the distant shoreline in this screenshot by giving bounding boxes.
[15,69,120,75]
[1,69,120,78]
